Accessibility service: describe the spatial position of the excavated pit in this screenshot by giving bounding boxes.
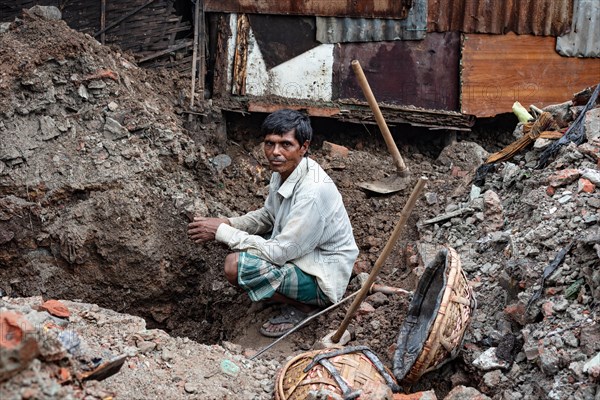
[3,11,599,400]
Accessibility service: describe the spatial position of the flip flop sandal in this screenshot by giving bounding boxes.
[259,306,310,338]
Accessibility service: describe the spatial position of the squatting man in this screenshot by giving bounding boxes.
[188,109,358,337]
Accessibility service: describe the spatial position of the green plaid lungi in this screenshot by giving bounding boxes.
[237,252,330,307]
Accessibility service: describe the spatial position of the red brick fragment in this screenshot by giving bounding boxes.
[578,178,595,193]
[40,299,70,318]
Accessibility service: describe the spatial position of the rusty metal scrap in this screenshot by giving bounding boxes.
[428,0,573,36]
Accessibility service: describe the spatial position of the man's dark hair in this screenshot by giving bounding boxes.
[261,109,312,155]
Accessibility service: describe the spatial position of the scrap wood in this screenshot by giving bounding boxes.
[572,84,600,106]
[539,130,566,140]
[486,112,560,164]
[421,207,474,226]
[537,83,600,169]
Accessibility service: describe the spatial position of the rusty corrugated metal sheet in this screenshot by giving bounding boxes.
[316,0,426,43]
[205,0,413,20]
[461,33,600,117]
[333,32,461,111]
[556,0,600,57]
[428,0,573,36]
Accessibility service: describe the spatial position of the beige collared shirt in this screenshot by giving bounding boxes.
[215,157,359,303]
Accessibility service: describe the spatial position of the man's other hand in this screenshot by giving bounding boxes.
[187,217,230,243]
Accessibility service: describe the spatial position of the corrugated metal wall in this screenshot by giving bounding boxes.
[428,0,573,36]
[316,0,427,43]
[556,0,600,57]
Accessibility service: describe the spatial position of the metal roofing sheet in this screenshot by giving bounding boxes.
[333,32,461,110]
[556,0,600,57]
[428,0,573,36]
[316,0,426,43]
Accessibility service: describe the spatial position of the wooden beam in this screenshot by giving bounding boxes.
[231,14,249,96]
[204,0,412,19]
[190,0,200,109]
[100,0,106,44]
[137,40,193,63]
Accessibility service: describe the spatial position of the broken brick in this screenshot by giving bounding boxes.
[451,166,468,177]
[548,169,581,188]
[40,299,70,318]
[0,311,40,382]
[322,141,349,158]
[504,303,527,326]
[578,178,595,193]
[546,186,556,196]
[357,302,375,316]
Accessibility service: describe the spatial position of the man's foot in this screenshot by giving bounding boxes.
[259,305,317,338]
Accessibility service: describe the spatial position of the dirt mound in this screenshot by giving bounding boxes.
[1,8,599,400]
[0,9,238,344]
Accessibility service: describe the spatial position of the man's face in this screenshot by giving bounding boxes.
[263,130,309,180]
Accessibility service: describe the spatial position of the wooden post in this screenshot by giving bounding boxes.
[198,0,205,103]
[100,0,106,45]
[190,0,200,110]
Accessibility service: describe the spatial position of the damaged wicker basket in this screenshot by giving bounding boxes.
[393,246,476,385]
[275,346,399,400]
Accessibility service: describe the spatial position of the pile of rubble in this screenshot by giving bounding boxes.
[1,297,280,400]
[414,86,600,399]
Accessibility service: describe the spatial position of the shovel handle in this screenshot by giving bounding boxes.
[352,60,408,176]
[331,176,428,343]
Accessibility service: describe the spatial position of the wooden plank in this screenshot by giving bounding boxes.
[204,0,412,19]
[94,0,156,37]
[462,33,600,117]
[216,97,475,131]
[137,41,192,63]
[249,102,341,118]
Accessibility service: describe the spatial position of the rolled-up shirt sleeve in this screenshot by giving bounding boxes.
[216,195,324,266]
[228,207,274,235]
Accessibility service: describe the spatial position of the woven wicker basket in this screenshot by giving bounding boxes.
[275,346,397,400]
[393,246,476,385]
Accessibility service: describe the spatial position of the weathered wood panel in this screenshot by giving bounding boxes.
[462,33,600,117]
[333,32,461,111]
[204,0,413,19]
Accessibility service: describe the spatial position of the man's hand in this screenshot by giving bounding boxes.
[187,217,230,243]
